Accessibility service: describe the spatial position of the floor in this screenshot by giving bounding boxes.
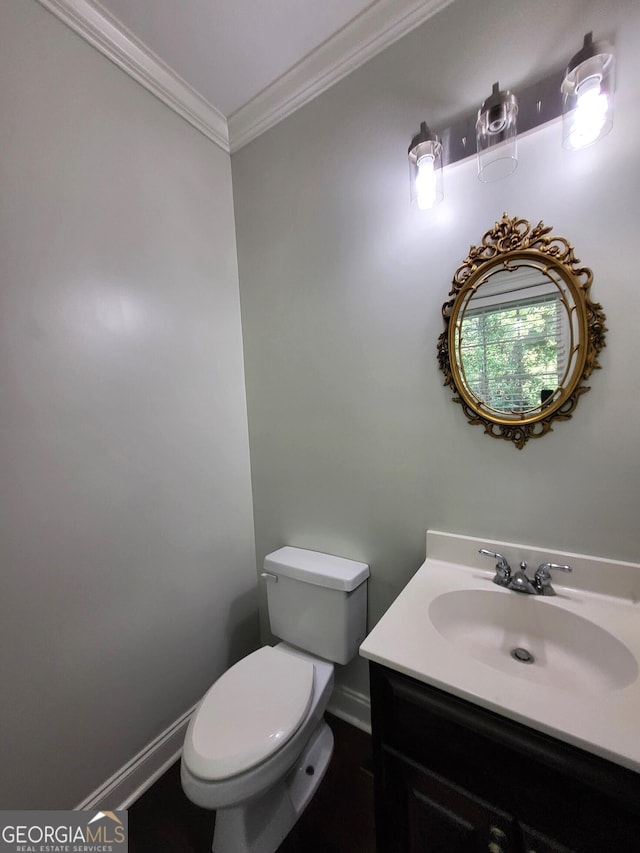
[128,713,376,853]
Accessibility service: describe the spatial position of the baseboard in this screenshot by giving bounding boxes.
[327,684,371,734]
[75,703,197,811]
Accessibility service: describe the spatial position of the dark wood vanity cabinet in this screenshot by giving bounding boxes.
[369,663,640,853]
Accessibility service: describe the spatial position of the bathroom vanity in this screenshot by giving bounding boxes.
[369,662,640,852]
[360,532,640,852]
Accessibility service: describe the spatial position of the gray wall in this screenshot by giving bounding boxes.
[0,1,258,807]
[233,0,640,702]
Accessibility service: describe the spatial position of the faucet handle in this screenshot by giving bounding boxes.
[536,561,572,575]
[479,549,511,586]
[534,562,573,595]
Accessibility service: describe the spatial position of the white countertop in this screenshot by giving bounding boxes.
[360,531,640,773]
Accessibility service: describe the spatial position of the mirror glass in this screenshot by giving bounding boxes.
[438,214,606,448]
[454,260,580,420]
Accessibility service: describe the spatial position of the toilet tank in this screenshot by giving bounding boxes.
[263,547,369,665]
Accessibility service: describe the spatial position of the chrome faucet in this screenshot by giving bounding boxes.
[479,550,572,595]
[509,561,538,594]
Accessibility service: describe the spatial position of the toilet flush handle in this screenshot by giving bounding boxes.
[261,571,278,583]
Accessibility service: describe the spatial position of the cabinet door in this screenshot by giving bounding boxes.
[519,824,575,853]
[388,752,518,853]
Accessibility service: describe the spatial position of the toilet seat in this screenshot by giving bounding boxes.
[183,646,315,781]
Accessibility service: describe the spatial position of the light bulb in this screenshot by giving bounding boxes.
[568,79,609,149]
[408,122,443,209]
[562,33,615,151]
[415,155,437,210]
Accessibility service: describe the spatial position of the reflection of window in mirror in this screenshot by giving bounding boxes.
[458,267,569,414]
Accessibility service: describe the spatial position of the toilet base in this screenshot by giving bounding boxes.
[211,719,334,853]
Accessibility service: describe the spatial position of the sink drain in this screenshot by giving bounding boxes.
[511,647,535,664]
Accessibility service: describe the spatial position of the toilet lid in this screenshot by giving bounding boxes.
[183,646,315,780]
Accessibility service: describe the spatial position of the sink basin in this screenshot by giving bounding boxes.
[360,532,640,773]
[428,588,638,695]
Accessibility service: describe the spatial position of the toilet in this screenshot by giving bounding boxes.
[180,546,369,853]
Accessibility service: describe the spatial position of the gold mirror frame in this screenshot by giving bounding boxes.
[437,214,606,449]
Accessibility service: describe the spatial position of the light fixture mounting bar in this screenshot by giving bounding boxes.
[438,69,564,169]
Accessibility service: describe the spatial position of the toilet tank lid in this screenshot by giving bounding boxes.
[264,546,369,591]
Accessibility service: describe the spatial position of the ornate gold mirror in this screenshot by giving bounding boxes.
[438,214,606,448]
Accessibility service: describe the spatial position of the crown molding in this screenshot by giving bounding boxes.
[227,0,456,152]
[37,0,456,156]
[36,0,230,153]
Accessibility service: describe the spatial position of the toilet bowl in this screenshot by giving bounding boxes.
[180,546,369,853]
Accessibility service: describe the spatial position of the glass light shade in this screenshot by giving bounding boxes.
[476,82,518,182]
[408,122,443,209]
[562,33,615,150]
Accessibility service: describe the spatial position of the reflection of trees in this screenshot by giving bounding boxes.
[460,295,562,411]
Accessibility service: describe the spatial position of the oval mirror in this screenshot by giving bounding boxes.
[438,214,606,448]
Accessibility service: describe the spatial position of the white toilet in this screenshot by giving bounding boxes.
[180,546,369,853]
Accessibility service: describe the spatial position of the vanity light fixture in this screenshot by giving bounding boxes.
[476,82,519,182]
[562,32,615,150]
[407,31,614,208]
[408,121,443,209]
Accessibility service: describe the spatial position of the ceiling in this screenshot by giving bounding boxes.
[95,0,378,117]
[37,0,455,152]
